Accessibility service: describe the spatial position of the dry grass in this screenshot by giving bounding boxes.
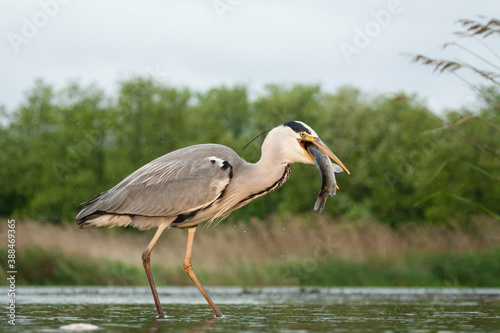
[6,215,500,272]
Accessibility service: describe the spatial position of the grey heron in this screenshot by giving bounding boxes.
[75,120,349,318]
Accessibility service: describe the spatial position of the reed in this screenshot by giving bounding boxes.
[1,215,499,286]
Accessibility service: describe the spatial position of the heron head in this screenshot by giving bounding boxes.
[279,121,350,174]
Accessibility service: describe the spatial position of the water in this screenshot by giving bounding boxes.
[2,286,500,332]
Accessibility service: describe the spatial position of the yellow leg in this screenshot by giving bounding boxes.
[142,224,168,318]
[183,227,223,317]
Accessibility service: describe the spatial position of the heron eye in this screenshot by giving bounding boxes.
[300,132,307,138]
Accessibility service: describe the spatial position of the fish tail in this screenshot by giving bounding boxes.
[314,196,327,214]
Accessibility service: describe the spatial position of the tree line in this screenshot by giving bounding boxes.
[0,77,498,225]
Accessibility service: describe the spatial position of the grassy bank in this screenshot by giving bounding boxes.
[2,246,500,287]
[1,216,499,286]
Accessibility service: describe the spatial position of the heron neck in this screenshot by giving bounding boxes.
[253,139,290,186]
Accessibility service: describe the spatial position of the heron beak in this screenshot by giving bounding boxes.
[301,135,350,174]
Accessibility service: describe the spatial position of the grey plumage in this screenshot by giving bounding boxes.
[76,141,294,230]
[77,144,246,229]
[74,121,349,318]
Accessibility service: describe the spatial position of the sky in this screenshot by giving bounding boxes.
[1,0,499,115]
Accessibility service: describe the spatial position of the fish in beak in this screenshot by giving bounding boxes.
[300,134,350,174]
[307,145,344,213]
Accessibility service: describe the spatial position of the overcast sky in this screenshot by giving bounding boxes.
[1,0,499,115]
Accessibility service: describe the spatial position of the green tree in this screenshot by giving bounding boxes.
[408,16,500,222]
[109,77,192,182]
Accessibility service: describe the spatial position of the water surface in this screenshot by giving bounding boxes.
[2,286,500,332]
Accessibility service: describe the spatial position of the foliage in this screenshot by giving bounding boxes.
[0,76,499,224]
[3,245,500,287]
[405,16,500,223]
[277,248,500,287]
[0,246,183,286]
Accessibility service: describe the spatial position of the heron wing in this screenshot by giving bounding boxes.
[76,144,236,221]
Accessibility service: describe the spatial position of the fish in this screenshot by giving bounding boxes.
[307,145,344,214]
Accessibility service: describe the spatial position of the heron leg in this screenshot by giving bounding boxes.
[142,224,168,318]
[184,227,223,318]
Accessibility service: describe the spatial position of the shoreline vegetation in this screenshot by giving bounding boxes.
[1,80,499,226]
[1,216,499,287]
[1,17,498,292]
